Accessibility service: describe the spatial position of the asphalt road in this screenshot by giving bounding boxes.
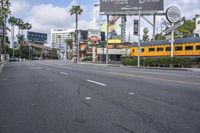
[0,60,200,133]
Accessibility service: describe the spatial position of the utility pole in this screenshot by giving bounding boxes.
[106,15,109,64]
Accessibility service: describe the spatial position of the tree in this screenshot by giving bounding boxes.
[8,16,17,56]
[70,5,83,61]
[24,22,32,35]
[64,38,73,60]
[177,18,195,37]
[0,0,11,55]
[142,27,149,42]
[16,18,24,35]
[155,33,165,41]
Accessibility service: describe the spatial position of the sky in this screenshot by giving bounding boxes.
[9,0,200,43]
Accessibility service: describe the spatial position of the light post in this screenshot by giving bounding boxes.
[137,11,141,67]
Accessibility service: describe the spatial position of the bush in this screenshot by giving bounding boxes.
[122,57,200,68]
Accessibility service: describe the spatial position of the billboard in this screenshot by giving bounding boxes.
[88,29,101,45]
[27,31,47,44]
[100,0,164,13]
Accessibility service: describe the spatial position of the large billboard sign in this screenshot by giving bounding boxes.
[27,31,47,44]
[88,29,101,45]
[100,0,164,13]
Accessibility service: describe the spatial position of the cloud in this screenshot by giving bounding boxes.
[10,0,30,17]
[9,0,200,44]
[9,0,93,44]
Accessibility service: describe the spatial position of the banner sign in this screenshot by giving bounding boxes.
[134,20,139,36]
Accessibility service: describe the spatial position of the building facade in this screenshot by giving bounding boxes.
[194,16,200,36]
[50,29,75,49]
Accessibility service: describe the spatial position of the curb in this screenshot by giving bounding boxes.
[119,65,189,71]
[0,61,6,74]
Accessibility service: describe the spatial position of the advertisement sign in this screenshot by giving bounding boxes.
[88,29,101,45]
[108,39,121,44]
[27,31,47,44]
[134,20,139,36]
[100,0,164,13]
[166,6,181,23]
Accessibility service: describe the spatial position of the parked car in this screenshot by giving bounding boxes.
[9,57,19,62]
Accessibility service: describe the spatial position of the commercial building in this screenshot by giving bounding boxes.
[50,29,75,49]
[194,16,200,36]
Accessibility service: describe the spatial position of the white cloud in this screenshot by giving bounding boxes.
[9,0,200,44]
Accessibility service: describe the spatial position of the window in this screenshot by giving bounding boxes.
[157,48,164,52]
[140,48,145,52]
[185,46,193,51]
[175,46,183,51]
[196,45,200,50]
[166,47,171,51]
[149,48,155,52]
[132,49,135,53]
[198,21,200,24]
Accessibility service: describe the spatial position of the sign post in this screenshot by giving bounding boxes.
[165,6,181,58]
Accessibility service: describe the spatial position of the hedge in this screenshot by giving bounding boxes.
[121,57,200,68]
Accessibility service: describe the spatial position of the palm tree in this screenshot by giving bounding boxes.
[24,22,32,59]
[0,0,11,56]
[70,5,83,62]
[64,38,73,60]
[8,16,17,57]
[24,23,32,32]
[16,18,24,35]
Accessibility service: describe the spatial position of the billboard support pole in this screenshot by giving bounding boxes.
[171,23,174,58]
[138,10,141,68]
[106,15,109,64]
[153,14,156,41]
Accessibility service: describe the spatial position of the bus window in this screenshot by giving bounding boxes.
[157,48,164,52]
[185,46,193,51]
[166,47,171,51]
[149,48,155,52]
[175,46,183,51]
[196,45,200,50]
[140,48,145,52]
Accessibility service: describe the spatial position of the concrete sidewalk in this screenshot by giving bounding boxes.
[78,61,200,72]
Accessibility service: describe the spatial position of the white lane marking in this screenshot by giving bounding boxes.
[87,80,107,87]
[25,67,42,70]
[60,72,69,75]
[85,97,92,100]
[128,92,135,95]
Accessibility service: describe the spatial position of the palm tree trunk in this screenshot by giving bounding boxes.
[11,25,15,57]
[75,13,79,62]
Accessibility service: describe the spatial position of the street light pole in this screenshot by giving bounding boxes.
[137,11,141,67]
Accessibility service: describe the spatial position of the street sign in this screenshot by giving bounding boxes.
[162,19,182,36]
[162,21,184,36]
